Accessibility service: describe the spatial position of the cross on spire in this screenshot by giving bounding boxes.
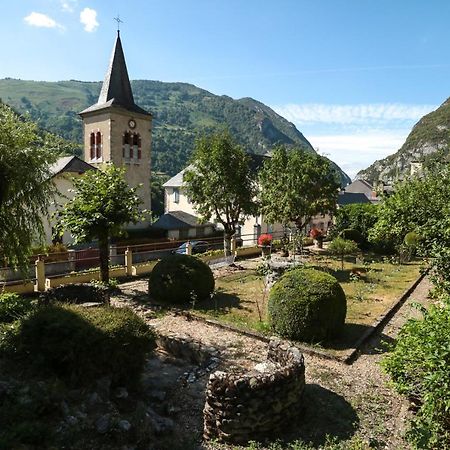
[114,15,124,34]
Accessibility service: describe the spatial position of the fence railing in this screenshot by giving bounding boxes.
[0,230,288,293]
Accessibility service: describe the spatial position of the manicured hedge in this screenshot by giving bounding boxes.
[268,268,346,342]
[149,253,215,305]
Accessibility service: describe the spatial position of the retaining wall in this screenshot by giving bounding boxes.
[203,339,305,443]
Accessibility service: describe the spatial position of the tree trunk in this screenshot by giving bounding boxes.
[223,233,232,257]
[98,235,110,283]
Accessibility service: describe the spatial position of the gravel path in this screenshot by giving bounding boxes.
[112,274,432,449]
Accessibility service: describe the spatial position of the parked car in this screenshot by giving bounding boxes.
[174,240,210,255]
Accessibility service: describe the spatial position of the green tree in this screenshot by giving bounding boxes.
[0,103,58,270]
[369,167,450,254]
[57,165,144,282]
[259,146,339,233]
[331,203,379,245]
[150,173,169,218]
[328,237,359,270]
[183,132,258,255]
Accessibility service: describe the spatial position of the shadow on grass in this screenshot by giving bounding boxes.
[285,384,359,446]
[196,291,243,313]
[318,323,395,352]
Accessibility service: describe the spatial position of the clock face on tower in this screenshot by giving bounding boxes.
[128,119,136,129]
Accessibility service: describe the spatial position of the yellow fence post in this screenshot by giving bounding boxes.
[186,241,192,255]
[125,247,133,276]
[35,256,46,292]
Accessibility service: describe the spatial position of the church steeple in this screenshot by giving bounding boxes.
[80,32,150,116]
[98,31,135,108]
[79,30,153,216]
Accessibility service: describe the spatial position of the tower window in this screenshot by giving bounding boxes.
[123,132,131,159]
[95,132,102,159]
[123,132,141,162]
[89,133,95,160]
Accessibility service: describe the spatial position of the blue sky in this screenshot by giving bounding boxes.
[1,0,450,178]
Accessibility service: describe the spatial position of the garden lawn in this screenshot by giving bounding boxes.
[196,257,423,357]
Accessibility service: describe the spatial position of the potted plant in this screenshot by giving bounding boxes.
[258,233,273,258]
[310,228,324,249]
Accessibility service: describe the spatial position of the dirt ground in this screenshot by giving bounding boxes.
[112,267,432,450]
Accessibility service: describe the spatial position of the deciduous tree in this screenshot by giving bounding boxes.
[183,132,258,255]
[259,146,339,233]
[0,103,58,270]
[57,165,144,282]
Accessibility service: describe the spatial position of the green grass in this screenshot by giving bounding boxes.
[196,255,422,355]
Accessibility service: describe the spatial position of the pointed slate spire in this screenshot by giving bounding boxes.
[98,31,135,108]
[80,32,150,116]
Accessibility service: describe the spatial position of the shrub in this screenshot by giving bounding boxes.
[0,293,34,323]
[383,304,450,449]
[328,237,359,270]
[309,228,323,240]
[1,304,156,387]
[404,231,420,248]
[268,268,346,342]
[339,228,364,245]
[149,253,215,305]
[39,283,110,305]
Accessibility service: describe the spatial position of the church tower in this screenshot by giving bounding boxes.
[79,31,152,218]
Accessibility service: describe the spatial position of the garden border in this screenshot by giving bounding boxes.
[177,268,428,365]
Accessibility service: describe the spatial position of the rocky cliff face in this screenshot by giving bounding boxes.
[357,98,450,183]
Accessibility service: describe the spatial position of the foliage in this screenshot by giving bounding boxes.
[429,246,450,296]
[183,131,258,255]
[0,293,34,323]
[1,304,156,387]
[268,268,346,342]
[259,146,340,232]
[150,172,169,218]
[0,79,350,184]
[257,233,273,246]
[57,165,144,282]
[328,238,359,270]
[331,203,378,247]
[369,167,450,255]
[39,283,110,305]
[339,229,364,246]
[383,304,450,449]
[0,103,58,271]
[404,231,421,248]
[149,253,215,305]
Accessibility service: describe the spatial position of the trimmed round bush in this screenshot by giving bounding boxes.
[149,253,215,305]
[1,304,156,387]
[339,228,364,246]
[268,268,347,342]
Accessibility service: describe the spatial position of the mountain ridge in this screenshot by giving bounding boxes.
[357,98,450,183]
[0,77,350,185]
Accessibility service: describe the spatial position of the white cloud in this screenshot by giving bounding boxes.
[61,0,77,12]
[24,12,63,29]
[274,103,436,126]
[310,131,410,180]
[80,7,98,32]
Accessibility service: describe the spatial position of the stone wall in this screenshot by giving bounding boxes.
[203,339,305,444]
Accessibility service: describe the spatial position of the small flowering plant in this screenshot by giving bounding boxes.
[258,233,273,247]
[309,228,324,241]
